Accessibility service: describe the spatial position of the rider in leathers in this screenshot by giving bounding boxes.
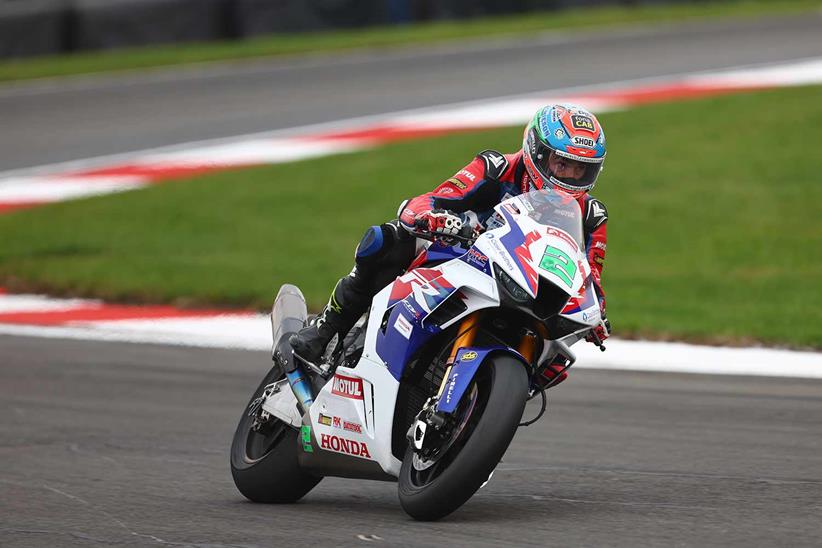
[291,104,611,386]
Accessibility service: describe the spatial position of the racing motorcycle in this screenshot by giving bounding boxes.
[230,187,605,521]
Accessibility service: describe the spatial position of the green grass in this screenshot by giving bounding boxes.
[1,85,821,348]
[1,0,820,83]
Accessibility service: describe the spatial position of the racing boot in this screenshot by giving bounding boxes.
[289,220,416,365]
[289,277,369,366]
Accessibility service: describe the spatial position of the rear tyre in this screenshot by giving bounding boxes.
[398,355,528,521]
[230,364,321,503]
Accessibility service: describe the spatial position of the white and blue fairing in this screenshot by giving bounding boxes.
[299,189,602,479]
[366,188,598,383]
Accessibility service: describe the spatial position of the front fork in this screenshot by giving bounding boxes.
[434,312,540,399]
[410,312,540,454]
[409,312,483,446]
[435,311,482,400]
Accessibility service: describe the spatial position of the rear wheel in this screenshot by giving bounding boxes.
[230,364,321,503]
[398,355,528,520]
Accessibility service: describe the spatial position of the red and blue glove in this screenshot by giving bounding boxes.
[586,316,611,346]
[413,209,466,242]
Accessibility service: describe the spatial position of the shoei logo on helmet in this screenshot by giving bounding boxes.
[571,115,595,131]
[572,136,596,148]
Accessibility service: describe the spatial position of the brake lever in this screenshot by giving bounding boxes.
[589,329,606,352]
[413,228,475,247]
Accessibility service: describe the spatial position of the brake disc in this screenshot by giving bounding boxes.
[411,383,479,471]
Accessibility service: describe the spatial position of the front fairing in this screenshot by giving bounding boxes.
[475,189,591,299]
[370,189,599,377]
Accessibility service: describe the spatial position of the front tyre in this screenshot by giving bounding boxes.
[398,355,528,521]
[230,364,321,503]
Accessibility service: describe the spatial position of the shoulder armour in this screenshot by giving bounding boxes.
[476,149,509,181]
[584,198,608,232]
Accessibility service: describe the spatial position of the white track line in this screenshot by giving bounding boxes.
[0,175,146,203]
[0,294,100,314]
[0,320,819,379]
[0,291,819,378]
[573,340,822,379]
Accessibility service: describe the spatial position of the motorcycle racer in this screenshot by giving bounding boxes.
[290,104,611,386]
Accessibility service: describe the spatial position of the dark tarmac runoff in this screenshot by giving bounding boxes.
[1,12,822,172]
[1,334,821,547]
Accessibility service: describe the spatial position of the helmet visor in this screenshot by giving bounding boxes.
[527,128,602,192]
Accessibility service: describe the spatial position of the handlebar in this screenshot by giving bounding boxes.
[412,219,478,247]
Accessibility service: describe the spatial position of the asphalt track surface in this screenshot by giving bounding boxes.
[1,335,821,547]
[2,12,822,171]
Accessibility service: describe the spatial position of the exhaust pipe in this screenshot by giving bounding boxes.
[270,285,315,414]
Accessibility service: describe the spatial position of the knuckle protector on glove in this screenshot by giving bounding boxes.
[428,210,463,236]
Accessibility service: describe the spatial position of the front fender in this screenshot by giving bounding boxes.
[435,346,529,414]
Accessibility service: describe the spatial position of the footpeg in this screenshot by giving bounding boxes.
[293,351,334,379]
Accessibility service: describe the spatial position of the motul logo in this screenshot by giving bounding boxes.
[320,433,372,459]
[331,374,363,400]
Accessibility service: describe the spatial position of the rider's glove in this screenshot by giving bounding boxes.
[586,315,611,345]
[414,209,465,242]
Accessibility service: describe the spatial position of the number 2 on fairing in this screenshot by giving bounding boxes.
[539,245,576,287]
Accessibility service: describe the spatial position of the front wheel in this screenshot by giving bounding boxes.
[398,355,528,521]
[230,363,321,503]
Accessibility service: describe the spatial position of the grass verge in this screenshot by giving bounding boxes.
[1,0,820,83]
[0,85,820,348]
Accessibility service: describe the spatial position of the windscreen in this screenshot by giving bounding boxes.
[511,189,585,248]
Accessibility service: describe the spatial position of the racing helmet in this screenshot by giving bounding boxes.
[522,104,606,196]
